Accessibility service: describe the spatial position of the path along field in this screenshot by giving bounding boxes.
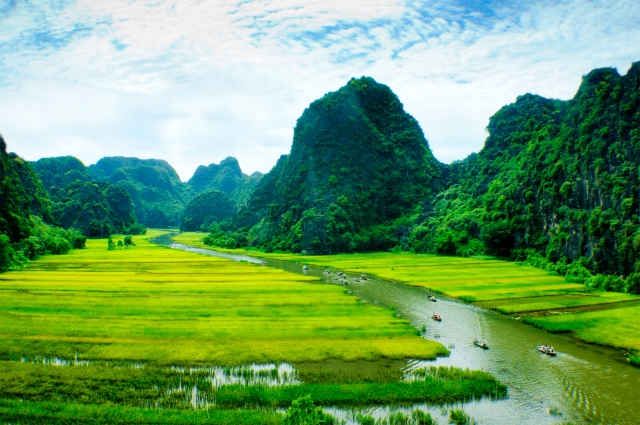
[0,230,505,424]
[173,233,640,354]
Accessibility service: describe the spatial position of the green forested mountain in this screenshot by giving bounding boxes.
[180,190,236,232]
[0,136,86,271]
[409,63,639,290]
[229,76,444,253]
[87,156,262,228]
[203,64,639,291]
[32,156,145,237]
[90,157,188,228]
[187,157,262,207]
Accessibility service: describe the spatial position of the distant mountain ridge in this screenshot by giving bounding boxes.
[31,155,263,229]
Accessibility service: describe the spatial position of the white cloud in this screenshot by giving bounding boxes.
[0,0,639,179]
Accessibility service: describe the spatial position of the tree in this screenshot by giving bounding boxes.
[107,236,115,251]
[123,235,134,248]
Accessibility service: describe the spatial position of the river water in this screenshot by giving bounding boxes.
[152,235,640,424]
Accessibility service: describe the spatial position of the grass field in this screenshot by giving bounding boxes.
[174,233,640,353]
[0,230,509,423]
[0,231,446,365]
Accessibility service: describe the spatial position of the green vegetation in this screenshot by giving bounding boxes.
[87,156,262,228]
[448,409,472,425]
[0,398,281,425]
[283,395,335,425]
[201,63,639,294]
[0,136,86,272]
[90,156,189,228]
[176,236,640,353]
[0,230,507,423]
[32,156,146,237]
[0,232,446,364]
[187,156,262,207]
[181,190,236,231]
[228,76,443,254]
[523,304,640,351]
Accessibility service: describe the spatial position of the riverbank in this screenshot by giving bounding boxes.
[173,232,640,357]
[0,230,506,424]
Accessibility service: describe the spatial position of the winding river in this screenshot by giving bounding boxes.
[152,234,640,425]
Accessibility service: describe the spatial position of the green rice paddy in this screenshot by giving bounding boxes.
[0,230,507,423]
[175,233,640,353]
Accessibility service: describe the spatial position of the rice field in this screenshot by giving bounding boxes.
[0,230,510,423]
[0,231,446,365]
[175,233,640,353]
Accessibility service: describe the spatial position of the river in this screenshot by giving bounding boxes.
[152,234,640,425]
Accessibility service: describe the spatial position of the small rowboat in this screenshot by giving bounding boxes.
[428,295,437,302]
[432,314,441,321]
[474,340,489,349]
[537,346,557,356]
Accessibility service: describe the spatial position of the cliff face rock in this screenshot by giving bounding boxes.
[235,77,445,253]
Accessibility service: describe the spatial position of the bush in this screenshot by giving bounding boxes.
[282,395,335,425]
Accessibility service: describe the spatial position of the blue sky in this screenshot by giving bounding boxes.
[1,0,639,179]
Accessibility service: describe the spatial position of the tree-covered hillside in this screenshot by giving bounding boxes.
[87,156,261,228]
[186,157,262,207]
[180,190,236,232]
[90,157,189,228]
[0,136,86,272]
[32,157,145,237]
[229,77,445,253]
[201,64,638,292]
[410,62,640,291]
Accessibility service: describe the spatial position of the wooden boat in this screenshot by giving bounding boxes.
[432,314,441,321]
[428,295,437,302]
[537,346,557,356]
[473,340,489,349]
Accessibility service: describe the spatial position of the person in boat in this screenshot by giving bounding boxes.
[473,337,478,344]
[549,346,555,353]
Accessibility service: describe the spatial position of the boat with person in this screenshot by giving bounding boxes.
[432,313,441,321]
[473,338,489,349]
[538,345,557,356]
[428,295,437,302]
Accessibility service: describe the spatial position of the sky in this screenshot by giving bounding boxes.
[1,0,639,180]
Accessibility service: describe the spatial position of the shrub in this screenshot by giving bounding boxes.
[282,395,335,425]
